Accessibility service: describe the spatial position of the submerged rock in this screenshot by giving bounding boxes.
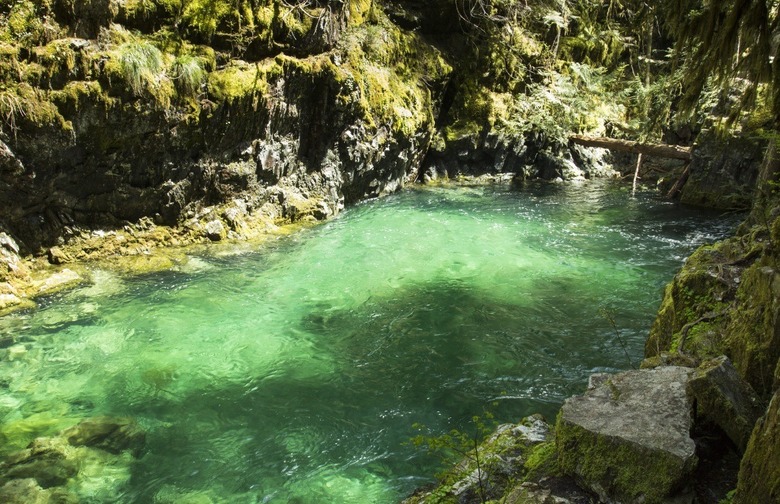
[33,269,82,297]
[0,478,78,504]
[688,356,763,453]
[0,416,146,501]
[61,416,146,456]
[0,437,78,488]
[556,366,697,504]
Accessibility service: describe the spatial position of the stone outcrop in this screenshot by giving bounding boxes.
[687,356,764,453]
[644,224,780,399]
[680,130,765,210]
[556,366,697,504]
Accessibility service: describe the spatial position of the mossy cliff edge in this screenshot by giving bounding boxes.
[0,0,630,311]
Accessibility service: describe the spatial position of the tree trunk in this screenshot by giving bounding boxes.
[569,134,692,161]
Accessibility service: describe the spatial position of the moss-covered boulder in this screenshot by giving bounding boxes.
[734,389,780,503]
[403,415,559,504]
[0,437,78,488]
[688,356,764,453]
[724,258,780,398]
[556,366,697,504]
[644,238,744,361]
[61,416,146,456]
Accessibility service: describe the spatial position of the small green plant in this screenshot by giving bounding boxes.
[171,54,205,96]
[0,87,25,139]
[718,488,736,504]
[599,306,635,369]
[410,410,498,503]
[117,41,164,96]
[5,0,43,45]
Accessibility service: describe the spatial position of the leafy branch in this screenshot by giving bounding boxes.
[410,410,498,503]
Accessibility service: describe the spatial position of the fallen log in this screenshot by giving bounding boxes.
[569,134,692,161]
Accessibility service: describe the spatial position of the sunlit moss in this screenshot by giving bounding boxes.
[170,54,205,96]
[50,80,111,115]
[207,59,273,103]
[116,41,163,96]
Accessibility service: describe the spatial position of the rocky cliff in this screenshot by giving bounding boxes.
[0,0,622,311]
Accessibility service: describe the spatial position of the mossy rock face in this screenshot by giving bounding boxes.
[734,389,780,502]
[681,132,765,211]
[724,258,780,397]
[645,238,747,360]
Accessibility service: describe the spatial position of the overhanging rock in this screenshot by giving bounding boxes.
[557,366,697,504]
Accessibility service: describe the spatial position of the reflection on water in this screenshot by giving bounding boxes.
[0,181,741,502]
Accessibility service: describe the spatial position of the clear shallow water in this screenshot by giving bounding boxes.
[0,181,741,502]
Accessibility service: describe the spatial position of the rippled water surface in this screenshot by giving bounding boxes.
[0,181,741,502]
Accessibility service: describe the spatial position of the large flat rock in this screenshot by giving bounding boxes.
[557,366,697,504]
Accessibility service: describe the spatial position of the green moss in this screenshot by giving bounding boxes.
[645,241,740,360]
[207,59,271,103]
[337,13,451,136]
[0,82,68,130]
[347,0,373,25]
[522,441,558,480]
[31,39,78,84]
[556,413,696,504]
[725,256,780,397]
[734,390,780,502]
[50,80,110,116]
[4,0,45,46]
[182,0,234,38]
[410,416,555,503]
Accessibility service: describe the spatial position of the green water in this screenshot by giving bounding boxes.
[0,181,741,503]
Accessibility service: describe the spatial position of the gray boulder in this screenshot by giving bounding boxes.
[557,366,697,504]
[203,220,226,241]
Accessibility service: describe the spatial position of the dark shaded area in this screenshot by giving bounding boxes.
[691,423,741,504]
